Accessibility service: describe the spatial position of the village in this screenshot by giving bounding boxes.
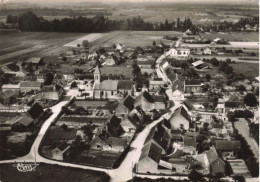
[0,29,259,181]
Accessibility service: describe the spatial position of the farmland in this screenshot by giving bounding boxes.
[0,163,110,182]
[230,62,259,78]
[201,32,259,42]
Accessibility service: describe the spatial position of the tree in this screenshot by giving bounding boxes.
[132,63,141,76]
[44,72,54,85]
[188,169,204,182]
[82,40,89,48]
[244,93,257,107]
[238,85,246,94]
[152,41,156,46]
[77,43,81,47]
[62,56,67,62]
[225,66,233,74]
[74,106,85,115]
[71,81,78,88]
[206,74,211,81]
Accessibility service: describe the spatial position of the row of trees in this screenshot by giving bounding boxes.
[15,11,194,32]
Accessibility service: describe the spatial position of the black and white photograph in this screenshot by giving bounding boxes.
[0,0,259,181]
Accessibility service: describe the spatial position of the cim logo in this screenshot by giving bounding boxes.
[13,163,39,172]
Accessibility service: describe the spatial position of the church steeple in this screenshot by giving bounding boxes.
[94,66,101,84]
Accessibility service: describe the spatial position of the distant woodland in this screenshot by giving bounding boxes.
[4,11,259,33]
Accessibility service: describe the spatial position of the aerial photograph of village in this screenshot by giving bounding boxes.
[0,0,259,181]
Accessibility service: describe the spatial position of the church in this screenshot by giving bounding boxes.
[93,66,134,100]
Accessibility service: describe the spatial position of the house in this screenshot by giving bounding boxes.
[134,91,154,112]
[184,80,203,93]
[56,116,109,127]
[25,57,43,66]
[1,84,20,92]
[152,95,166,110]
[172,89,185,103]
[41,85,63,101]
[90,134,127,152]
[227,159,251,178]
[120,116,137,133]
[116,43,124,51]
[183,135,197,155]
[144,123,171,155]
[105,57,116,66]
[149,78,165,91]
[205,147,226,177]
[136,55,148,62]
[94,80,133,100]
[51,142,70,161]
[215,140,241,159]
[169,107,191,130]
[20,81,42,92]
[11,115,34,132]
[114,95,135,117]
[192,60,204,68]
[203,47,212,55]
[0,90,17,105]
[165,48,190,58]
[137,61,154,74]
[27,102,44,119]
[137,142,162,174]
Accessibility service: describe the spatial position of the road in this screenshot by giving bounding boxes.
[191,55,259,64]
[234,119,259,163]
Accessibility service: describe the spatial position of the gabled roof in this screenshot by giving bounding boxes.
[117,80,132,90]
[25,57,42,64]
[183,136,196,147]
[139,142,162,163]
[14,115,34,126]
[170,107,191,122]
[152,95,165,102]
[27,102,44,119]
[20,81,42,88]
[0,90,17,99]
[135,91,154,105]
[204,147,218,165]
[106,137,127,146]
[224,102,240,108]
[123,95,135,111]
[185,79,202,86]
[192,60,204,67]
[215,140,241,151]
[184,99,193,110]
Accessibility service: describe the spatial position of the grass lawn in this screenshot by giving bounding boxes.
[230,63,259,78]
[0,163,110,182]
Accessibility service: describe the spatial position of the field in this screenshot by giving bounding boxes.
[230,62,259,78]
[201,32,259,42]
[64,33,104,47]
[0,32,87,65]
[0,163,110,182]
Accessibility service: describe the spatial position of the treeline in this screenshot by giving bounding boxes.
[10,11,194,32]
[198,17,259,32]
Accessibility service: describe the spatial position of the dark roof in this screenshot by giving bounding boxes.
[58,116,108,125]
[45,126,77,140]
[152,95,165,102]
[27,102,44,119]
[20,81,42,88]
[139,142,162,163]
[185,79,202,86]
[57,142,70,151]
[167,72,177,82]
[225,102,240,108]
[0,90,17,99]
[105,137,127,146]
[215,140,241,151]
[117,80,133,90]
[135,91,154,105]
[183,136,196,147]
[228,95,240,102]
[14,115,34,126]
[184,99,193,110]
[122,95,135,111]
[205,147,218,164]
[0,112,20,122]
